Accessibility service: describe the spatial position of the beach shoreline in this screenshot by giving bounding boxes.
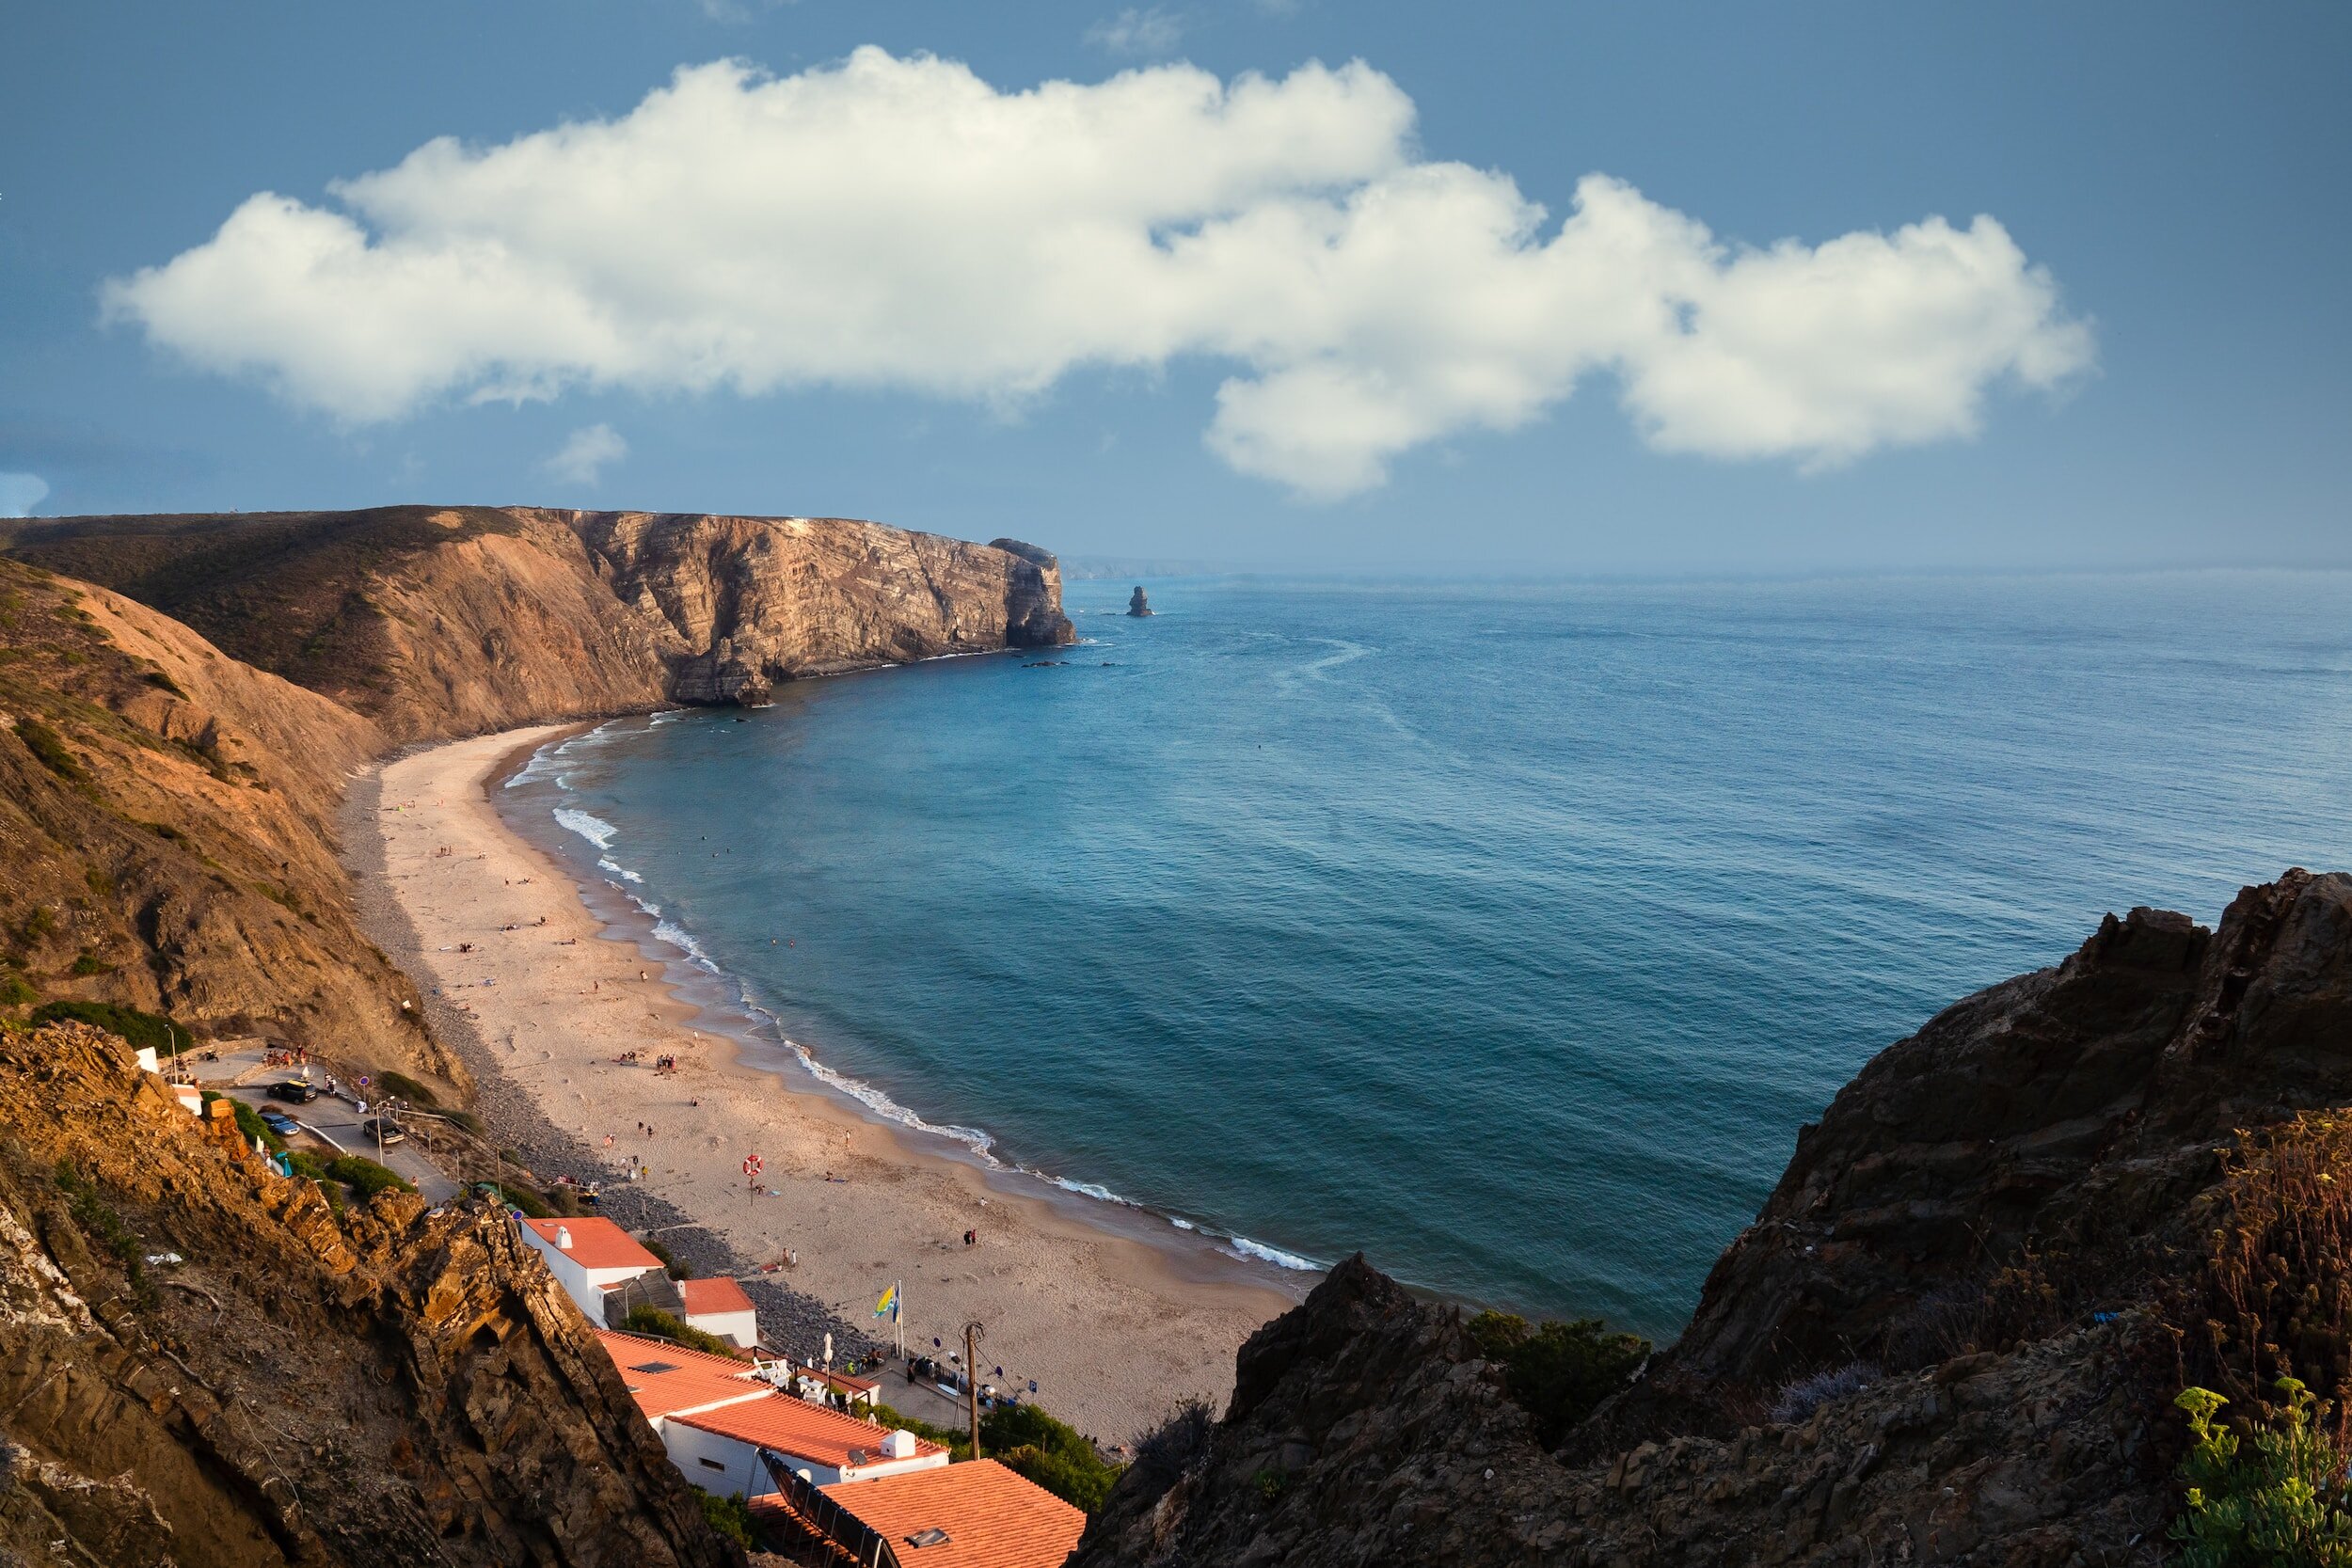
[344,720,1305,1441]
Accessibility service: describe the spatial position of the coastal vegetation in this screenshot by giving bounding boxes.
[623,1305,740,1360]
[29,998,183,1055]
[691,1488,757,1549]
[287,1148,414,1201]
[51,1155,155,1309]
[1466,1308,1650,1448]
[984,1402,1127,1513]
[2171,1381,2352,1564]
[862,1400,1127,1513]
[199,1088,282,1151]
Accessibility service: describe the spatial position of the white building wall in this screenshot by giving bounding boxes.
[649,1412,949,1497]
[685,1307,759,1348]
[513,1225,655,1319]
[657,1417,803,1497]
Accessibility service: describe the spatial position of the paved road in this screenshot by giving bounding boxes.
[225,1085,459,1204]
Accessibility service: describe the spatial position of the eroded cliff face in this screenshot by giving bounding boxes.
[0,558,462,1090]
[0,1022,736,1568]
[1,506,1073,741]
[574,512,1071,705]
[1075,871,2352,1567]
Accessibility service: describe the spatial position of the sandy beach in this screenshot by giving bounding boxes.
[356,722,1303,1442]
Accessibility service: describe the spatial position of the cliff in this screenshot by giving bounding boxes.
[1073,871,2352,1566]
[0,1021,739,1567]
[1,506,1073,742]
[0,556,462,1089]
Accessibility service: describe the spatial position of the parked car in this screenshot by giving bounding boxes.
[361,1118,405,1147]
[259,1109,299,1136]
[268,1080,318,1103]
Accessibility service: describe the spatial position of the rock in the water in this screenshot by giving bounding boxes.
[1127,585,1153,617]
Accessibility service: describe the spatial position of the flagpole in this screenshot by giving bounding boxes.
[895,1281,904,1359]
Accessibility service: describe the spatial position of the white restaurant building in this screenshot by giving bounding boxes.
[515,1217,665,1318]
[596,1331,949,1497]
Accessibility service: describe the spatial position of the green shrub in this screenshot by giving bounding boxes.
[199,1090,284,1152]
[643,1236,689,1280]
[377,1069,439,1107]
[14,719,86,784]
[285,1149,347,1211]
[1467,1309,1649,1449]
[70,949,112,976]
[2172,1380,2352,1565]
[326,1154,413,1198]
[29,999,185,1055]
[0,971,35,1006]
[143,669,186,698]
[14,905,56,947]
[694,1487,757,1546]
[84,866,115,898]
[622,1306,739,1360]
[52,1160,155,1308]
[497,1181,553,1218]
[982,1402,1126,1513]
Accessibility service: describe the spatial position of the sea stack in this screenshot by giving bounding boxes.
[1128,585,1153,617]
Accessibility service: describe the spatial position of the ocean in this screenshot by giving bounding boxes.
[501,570,2352,1339]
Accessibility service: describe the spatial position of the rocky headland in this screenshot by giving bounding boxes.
[2,507,1073,741]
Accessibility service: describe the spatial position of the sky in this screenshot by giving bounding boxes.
[3,2,2345,575]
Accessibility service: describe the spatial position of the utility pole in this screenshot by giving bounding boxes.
[964,1321,984,1460]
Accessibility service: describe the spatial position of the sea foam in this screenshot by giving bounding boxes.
[552,807,619,849]
[1227,1235,1321,1272]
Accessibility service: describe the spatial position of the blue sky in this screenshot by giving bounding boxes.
[3,2,2344,574]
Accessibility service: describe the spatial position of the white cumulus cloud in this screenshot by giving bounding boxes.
[543,423,628,484]
[1087,7,1185,57]
[0,472,51,518]
[100,48,2092,499]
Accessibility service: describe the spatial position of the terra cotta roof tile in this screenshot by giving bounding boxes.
[819,1459,1085,1568]
[520,1215,663,1272]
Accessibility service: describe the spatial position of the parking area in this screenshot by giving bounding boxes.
[216,1079,460,1205]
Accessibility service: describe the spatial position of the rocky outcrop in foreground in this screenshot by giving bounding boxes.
[0,1022,737,1567]
[1075,871,2352,1566]
[3,507,1073,741]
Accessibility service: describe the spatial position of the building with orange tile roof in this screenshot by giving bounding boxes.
[678,1275,759,1347]
[751,1459,1084,1568]
[592,1330,944,1497]
[516,1216,664,1316]
[596,1330,771,1422]
[670,1386,948,1493]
